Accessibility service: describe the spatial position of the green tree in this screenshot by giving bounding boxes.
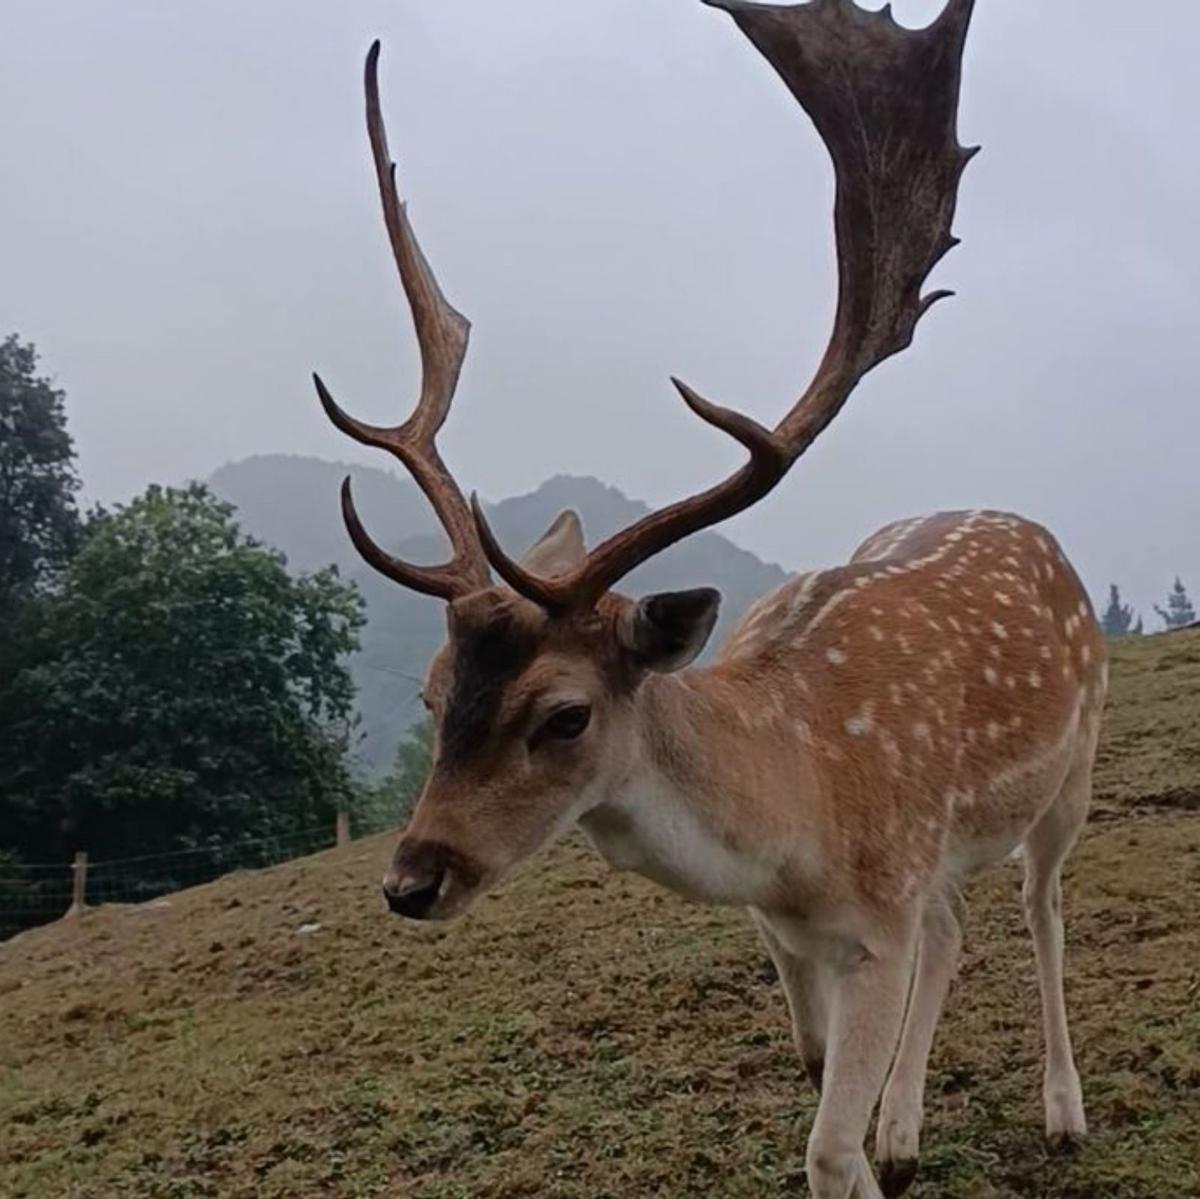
[0,335,80,619]
[370,717,434,828]
[0,484,365,896]
[1100,584,1142,637]
[1154,577,1196,631]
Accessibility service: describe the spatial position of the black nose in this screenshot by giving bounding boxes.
[382,867,446,920]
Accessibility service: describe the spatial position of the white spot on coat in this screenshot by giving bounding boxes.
[845,708,874,737]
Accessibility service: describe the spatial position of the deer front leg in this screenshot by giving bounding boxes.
[752,911,832,1092]
[874,890,963,1196]
[806,931,917,1199]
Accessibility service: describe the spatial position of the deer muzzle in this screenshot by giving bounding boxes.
[381,838,486,922]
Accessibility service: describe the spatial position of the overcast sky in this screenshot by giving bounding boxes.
[3,0,1196,623]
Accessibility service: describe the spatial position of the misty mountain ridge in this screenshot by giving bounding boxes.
[208,455,790,774]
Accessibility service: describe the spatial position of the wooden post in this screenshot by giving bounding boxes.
[336,810,351,848]
[67,851,88,916]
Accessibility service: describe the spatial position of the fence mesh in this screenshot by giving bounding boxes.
[0,815,395,941]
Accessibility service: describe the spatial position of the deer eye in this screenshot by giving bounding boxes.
[537,704,591,744]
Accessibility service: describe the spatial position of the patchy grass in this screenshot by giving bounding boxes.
[2,632,1198,1198]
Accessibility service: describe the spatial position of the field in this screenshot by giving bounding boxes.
[2,631,1199,1199]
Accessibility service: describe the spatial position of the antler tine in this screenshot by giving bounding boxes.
[337,476,473,600]
[315,42,490,600]
[470,378,790,612]
[363,40,471,446]
[477,0,977,611]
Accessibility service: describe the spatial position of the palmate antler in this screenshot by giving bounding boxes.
[476,0,978,610]
[314,42,490,601]
[323,1,977,612]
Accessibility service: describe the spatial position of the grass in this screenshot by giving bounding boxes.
[2,631,1199,1198]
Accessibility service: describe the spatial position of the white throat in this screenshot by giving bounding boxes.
[578,762,777,907]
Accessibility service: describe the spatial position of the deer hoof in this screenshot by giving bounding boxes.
[876,1113,920,1196]
[1045,1080,1087,1151]
[879,1156,919,1197]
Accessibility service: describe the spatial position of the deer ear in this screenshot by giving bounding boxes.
[519,510,587,578]
[620,588,721,674]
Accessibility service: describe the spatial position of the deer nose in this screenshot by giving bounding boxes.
[382,866,446,920]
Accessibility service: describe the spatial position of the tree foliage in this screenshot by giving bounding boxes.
[0,484,365,875]
[1155,577,1196,631]
[1100,584,1142,638]
[0,335,80,619]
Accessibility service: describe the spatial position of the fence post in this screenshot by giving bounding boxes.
[336,810,351,848]
[67,851,88,916]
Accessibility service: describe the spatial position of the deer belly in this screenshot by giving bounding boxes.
[945,730,1079,877]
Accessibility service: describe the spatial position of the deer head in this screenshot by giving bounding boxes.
[317,0,977,920]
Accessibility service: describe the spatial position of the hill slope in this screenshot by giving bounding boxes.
[2,632,1198,1199]
[210,457,789,773]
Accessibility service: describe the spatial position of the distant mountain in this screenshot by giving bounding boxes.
[209,456,790,775]
[208,455,435,575]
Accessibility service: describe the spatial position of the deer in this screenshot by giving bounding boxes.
[315,3,1107,1196]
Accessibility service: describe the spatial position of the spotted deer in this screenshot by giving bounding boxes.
[316,4,1106,1196]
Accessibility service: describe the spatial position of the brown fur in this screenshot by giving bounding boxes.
[395,509,1104,921]
[384,508,1103,1197]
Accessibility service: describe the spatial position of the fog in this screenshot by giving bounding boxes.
[3,0,1196,621]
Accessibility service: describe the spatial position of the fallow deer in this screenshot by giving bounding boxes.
[316,4,1106,1196]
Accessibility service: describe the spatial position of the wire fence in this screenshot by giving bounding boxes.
[0,812,395,942]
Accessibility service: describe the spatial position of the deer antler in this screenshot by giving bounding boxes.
[474,0,978,612]
[315,41,490,601]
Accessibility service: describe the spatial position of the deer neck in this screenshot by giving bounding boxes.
[577,666,823,908]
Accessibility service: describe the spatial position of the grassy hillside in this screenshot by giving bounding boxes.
[2,632,1198,1199]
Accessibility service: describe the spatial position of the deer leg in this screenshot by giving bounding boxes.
[874,889,963,1196]
[752,911,832,1092]
[1023,761,1091,1147]
[806,929,917,1199]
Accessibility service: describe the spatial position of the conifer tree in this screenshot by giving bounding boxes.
[1155,578,1196,630]
[1100,584,1140,637]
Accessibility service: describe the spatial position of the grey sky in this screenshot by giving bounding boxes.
[3,0,1197,623]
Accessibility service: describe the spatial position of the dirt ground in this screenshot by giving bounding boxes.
[2,632,1198,1198]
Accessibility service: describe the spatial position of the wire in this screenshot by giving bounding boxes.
[0,815,401,936]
